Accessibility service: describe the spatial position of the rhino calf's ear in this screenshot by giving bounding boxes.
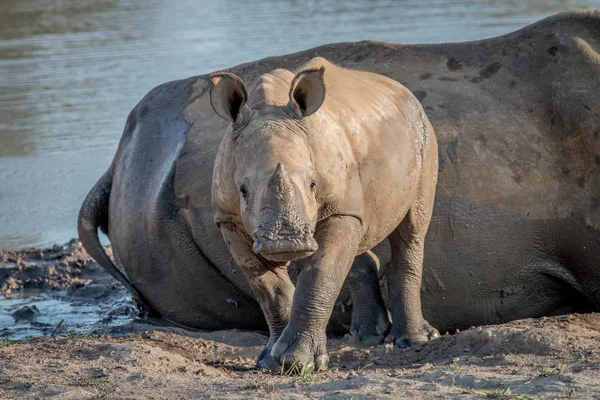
[289,66,326,118]
[209,72,248,124]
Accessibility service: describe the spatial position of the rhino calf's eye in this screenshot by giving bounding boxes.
[310,181,316,191]
[240,185,248,198]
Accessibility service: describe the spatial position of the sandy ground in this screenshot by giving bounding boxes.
[1,242,599,399]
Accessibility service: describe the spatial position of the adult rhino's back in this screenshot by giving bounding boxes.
[110,80,190,255]
[109,79,191,298]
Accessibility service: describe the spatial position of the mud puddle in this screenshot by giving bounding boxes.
[0,289,135,340]
[0,240,137,340]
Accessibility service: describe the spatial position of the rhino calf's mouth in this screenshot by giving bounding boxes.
[252,235,318,262]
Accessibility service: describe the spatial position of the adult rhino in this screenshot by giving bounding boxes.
[79,11,600,341]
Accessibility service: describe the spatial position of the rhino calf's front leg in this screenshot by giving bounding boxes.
[270,216,362,371]
[219,223,295,369]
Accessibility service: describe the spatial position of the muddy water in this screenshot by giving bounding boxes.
[0,289,134,339]
[0,241,139,340]
[2,0,600,250]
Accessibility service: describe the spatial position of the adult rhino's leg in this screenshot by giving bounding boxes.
[271,215,361,372]
[218,222,295,369]
[345,251,390,345]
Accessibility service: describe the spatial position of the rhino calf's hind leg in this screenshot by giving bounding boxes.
[385,203,440,347]
[346,251,390,345]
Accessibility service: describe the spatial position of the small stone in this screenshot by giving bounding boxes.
[12,305,40,322]
[346,372,359,379]
[5,381,31,390]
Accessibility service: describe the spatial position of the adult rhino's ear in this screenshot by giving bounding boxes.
[288,66,325,118]
[209,72,248,124]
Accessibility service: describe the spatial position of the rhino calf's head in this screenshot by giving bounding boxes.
[210,67,327,263]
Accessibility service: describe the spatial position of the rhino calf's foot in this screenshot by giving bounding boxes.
[270,325,329,373]
[256,344,280,370]
[346,310,390,346]
[385,320,440,347]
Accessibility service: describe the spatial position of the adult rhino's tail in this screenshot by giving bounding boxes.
[77,171,155,315]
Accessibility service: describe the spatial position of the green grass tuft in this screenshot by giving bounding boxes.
[0,339,21,347]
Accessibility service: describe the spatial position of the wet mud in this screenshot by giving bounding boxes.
[0,240,135,340]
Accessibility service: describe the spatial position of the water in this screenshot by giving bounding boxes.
[0,289,135,340]
[1,0,599,249]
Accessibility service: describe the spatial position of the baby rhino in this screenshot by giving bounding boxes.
[210,57,439,371]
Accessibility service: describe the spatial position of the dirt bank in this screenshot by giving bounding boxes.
[1,243,599,399]
[1,313,599,399]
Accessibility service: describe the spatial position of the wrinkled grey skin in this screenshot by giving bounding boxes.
[79,10,600,368]
[209,57,439,370]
